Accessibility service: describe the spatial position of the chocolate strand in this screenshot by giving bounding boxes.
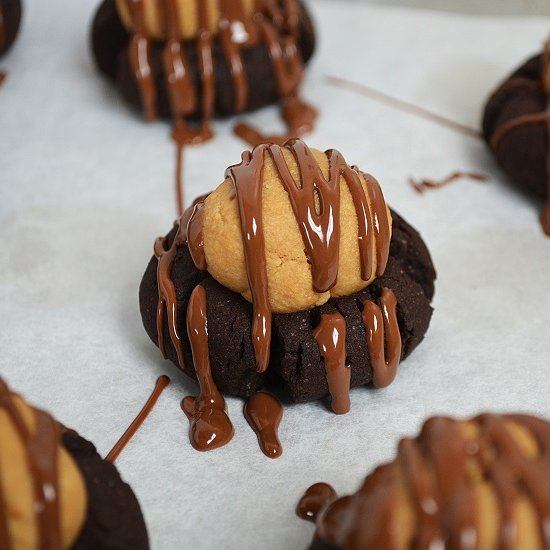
[154,194,210,372]
[409,171,488,194]
[244,392,283,458]
[155,220,188,370]
[489,38,550,235]
[182,284,234,451]
[226,149,272,373]
[126,0,157,121]
[325,75,482,139]
[361,288,402,389]
[312,312,351,414]
[0,379,62,550]
[105,375,171,463]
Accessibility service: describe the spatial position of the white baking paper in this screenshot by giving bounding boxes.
[1,1,550,548]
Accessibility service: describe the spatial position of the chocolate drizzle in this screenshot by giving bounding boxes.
[305,414,550,549]
[362,288,401,389]
[204,140,392,373]
[105,375,171,463]
[296,482,337,523]
[122,0,315,215]
[409,171,488,194]
[155,194,209,376]
[312,288,402,413]
[244,392,283,458]
[312,313,351,415]
[155,220,188,371]
[0,378,62,550]
[490,38,550,236]
[182,284,234,452]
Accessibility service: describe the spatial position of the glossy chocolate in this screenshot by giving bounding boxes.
[123,0,315,215]
[106,375,170,463]
[304,414,550,549]
[155,194,209,378]
[296,483,337,523]
[244,392,283,458]
[154,220,188,371]
[0,378,62,549]
[490,38,550,236]
[361,288,401,389]
[312,313,351,415]
[182,284,234,451]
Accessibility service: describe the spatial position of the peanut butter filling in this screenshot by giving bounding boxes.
[115,0,256,41]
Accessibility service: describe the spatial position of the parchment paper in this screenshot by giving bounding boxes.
[1,1,550,548]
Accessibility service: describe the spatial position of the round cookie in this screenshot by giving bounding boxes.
[139,141,436,405]
[482,39,550,234]
[90,0,316,120]
[0,378,149,549]
[299,413,550,549]
[0,0,22,57]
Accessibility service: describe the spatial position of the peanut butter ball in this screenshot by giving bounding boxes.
[201,146,392,313]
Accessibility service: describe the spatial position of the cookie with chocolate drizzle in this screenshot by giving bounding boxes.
[483,36,550,236]
[299,413,550,550]
[0,0,22,58]
[139,140,435,447]
[91,0,317,215]
[0,377,149,549]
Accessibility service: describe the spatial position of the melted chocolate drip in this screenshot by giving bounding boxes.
[126,0,157,121]
[182,284,234,452]
[361,288,402,389]
[105,375,171,463]
[0,73,6,87]
[490,38,550,236]
[123,0,314,215]
[155,220,188,371]
[308,414,550,549]
[155,194,209,378]
[296,483,337,523]
[409,171,488,194]
[244,392,283,458]
[0,378,62,550]
[312,313,351,415]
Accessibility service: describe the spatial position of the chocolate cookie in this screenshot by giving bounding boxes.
[90,0,316,120]
[0,378,149,549]
[66,431,149,550]
[482,38,550,234]
[139,141,436,414]
[0,0,22,57]
[298,413,550,549]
